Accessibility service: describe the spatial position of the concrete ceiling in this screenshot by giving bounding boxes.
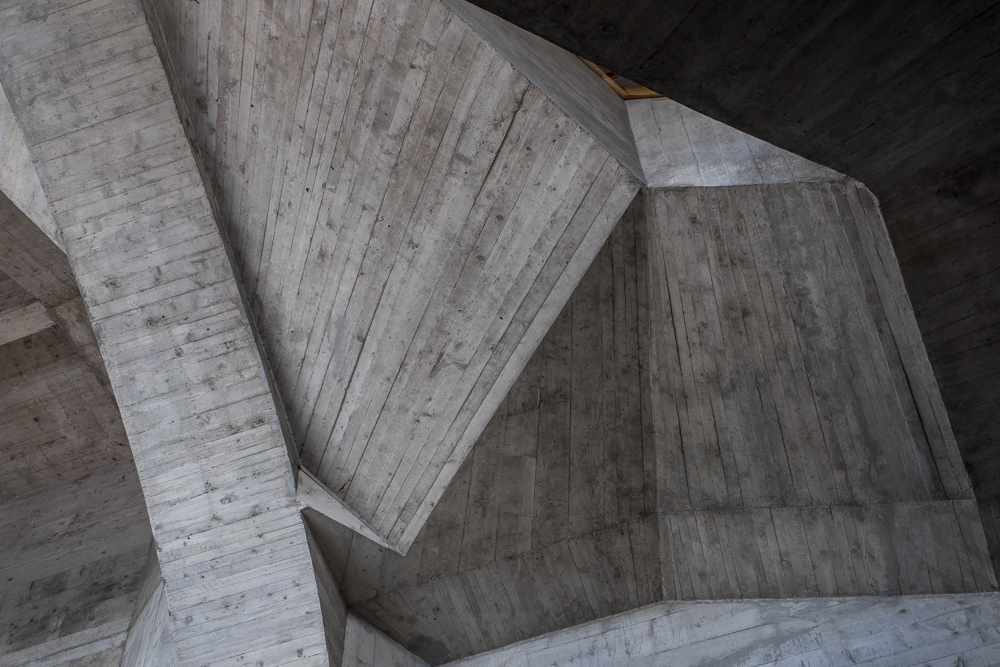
[460,0,1000,500]
[0,0,998,665]
[139,0,639,551]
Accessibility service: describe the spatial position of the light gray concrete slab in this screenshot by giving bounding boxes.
[629,98,844,187]
[446,595,1000,666]
[0,83,59,249]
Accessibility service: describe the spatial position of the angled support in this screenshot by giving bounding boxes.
[298,468,399,554]
[0,192,109,382]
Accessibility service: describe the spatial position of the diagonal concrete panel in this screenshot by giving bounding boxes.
[0,81,60,248]
[0,193,76,308]
[0,191,109,383]
[140,0,640,551]
[627,97,843,187]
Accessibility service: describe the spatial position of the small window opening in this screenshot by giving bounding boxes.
[579,58,662,101]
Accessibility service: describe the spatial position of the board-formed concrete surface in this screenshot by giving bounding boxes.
[309,182,995,664]
[0,0,342,663]
[446,594,1000,666]
[1,0,999,665]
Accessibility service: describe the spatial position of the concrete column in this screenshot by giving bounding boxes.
[0,0,346,664]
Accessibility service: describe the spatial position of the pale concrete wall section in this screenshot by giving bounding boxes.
[0,83,60,249]
[640,182,994,600]
[342,615,428,667]
[628,98,843,187]
[121,552,179,667]
[445,595,1000,666]
[445,0,644,180]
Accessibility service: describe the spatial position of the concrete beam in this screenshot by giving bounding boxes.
[0,0,347,663]
[0,301,53,346]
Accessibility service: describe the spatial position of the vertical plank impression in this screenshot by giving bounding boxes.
[140,0,640,551]
[643,183,994,600]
